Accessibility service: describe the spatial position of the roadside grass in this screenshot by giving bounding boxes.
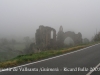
[0,42,99,68]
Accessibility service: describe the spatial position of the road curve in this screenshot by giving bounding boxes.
[0,44,100,75]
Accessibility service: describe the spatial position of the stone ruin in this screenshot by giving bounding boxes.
[64,31,82,45]
[57,26,82,48]
[35,25,56,50]
[57,26,65,48]
[34,25,82,50]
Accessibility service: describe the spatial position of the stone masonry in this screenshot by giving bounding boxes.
[35,25,56,50]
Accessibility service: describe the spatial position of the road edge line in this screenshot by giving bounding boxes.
[86,63,100,75]
[1,43,100,72]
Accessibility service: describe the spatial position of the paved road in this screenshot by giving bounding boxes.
[90,66,100,75]
[0,44,100,75]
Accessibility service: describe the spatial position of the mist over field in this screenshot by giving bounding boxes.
[0,0,100,62]
[0,0,100,40]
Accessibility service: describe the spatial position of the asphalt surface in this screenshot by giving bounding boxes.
[0,44,100,75]
[90,66,100,75]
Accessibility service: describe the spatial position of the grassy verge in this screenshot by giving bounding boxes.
[0,42,99,68]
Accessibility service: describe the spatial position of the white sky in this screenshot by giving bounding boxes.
[0,0,100,40]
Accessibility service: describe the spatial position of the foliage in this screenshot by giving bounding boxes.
[83,38,90,44]
[0,44,24,62]
[0,43,95,68]
[93,32,100,41]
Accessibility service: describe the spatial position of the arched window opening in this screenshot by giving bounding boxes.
[51,31,53,39]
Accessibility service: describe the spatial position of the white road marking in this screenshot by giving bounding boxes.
[86,63,100,75]
[0,43,100,72]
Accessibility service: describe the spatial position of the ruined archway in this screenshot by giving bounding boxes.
[35,25,82,50]
[57,26,82,48]
[64,37,75,46]
[64,31,82,45]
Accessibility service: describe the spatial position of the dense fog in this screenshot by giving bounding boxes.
[0,0,100,61]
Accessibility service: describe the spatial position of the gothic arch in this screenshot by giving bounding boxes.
[64,31,82,45]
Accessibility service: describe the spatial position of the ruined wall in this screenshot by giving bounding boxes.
[64,31,82,45]
[57,26,82,47]
[35,25,56,50]
[57,26,65,48]
[35,25,82,50]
